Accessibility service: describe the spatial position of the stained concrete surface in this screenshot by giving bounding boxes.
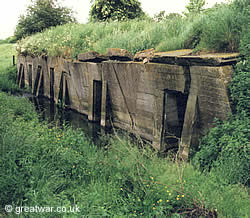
[17,49,238,158]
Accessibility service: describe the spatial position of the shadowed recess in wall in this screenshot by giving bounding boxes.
[161,89,188,151]
[33,66,44,97]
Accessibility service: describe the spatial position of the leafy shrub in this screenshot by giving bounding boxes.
[193,116,249,185]
[230,28,250,114]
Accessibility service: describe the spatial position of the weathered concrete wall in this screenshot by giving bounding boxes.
[17,49,237,158]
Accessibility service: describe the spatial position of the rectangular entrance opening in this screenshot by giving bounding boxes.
[50,68,54,100]
[93,80,102,122]
[28,64,32,88]
[162,89,188,150]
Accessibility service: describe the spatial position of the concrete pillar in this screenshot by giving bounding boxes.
[17,64,23,87]
[101,81,107,127]
[88,80,94,121]
[180,94,199,159]
[35,68,43,97]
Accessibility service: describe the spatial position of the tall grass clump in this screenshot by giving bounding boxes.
[195,0,249,52]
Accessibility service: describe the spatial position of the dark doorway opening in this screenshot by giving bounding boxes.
[161,89,188,150]
[58,73,64,103]
[19,64,25,89]
[65,80,70,106]
[50,68,54,101]
[28,64,32,88]
[93,80,102,122]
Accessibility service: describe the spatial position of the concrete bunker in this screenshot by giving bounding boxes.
[17,49,238,159]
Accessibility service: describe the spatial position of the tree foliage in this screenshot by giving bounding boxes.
[186,0,206,14]
[153,11,182,22]
[89,0,145,22]
[15,0,76,40]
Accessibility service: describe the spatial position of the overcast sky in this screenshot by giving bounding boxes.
[0,0,228,39]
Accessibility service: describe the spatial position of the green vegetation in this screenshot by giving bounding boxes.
[0,0,249,216]
[0,43,20,93]
[0,65,20,94]
[17,0,248,59]
[193,115,249,185]
[0,42,249,217]
[0,91,249,217]
[185,0,206,14]
[15,0,76,40]
[0,43,16,71]
[192,6,250,186]
[0,36,17,45]
[90,0,145,22]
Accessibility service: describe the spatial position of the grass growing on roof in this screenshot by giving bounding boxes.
[16,1,246,59]
[16,18,193,59]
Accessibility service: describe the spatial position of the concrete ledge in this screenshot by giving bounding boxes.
[151,50,239,66]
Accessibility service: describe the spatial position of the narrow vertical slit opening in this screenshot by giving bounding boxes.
[58,73,64,103]
[50,68,54,101]
[93,80,102,122]
[20,65,25,89]
[28,64,32,88]
[65,79,70,106]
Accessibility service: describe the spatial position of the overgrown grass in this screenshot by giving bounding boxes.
[16,0,247,59]
[0,43,20,93]
[16,19,188,58]
[0,91,249,217]
[0,43,16,71]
